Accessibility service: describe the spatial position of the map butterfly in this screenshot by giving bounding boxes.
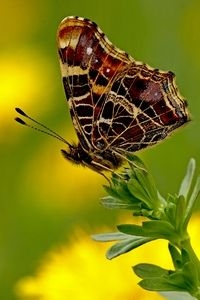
[15,16,190,174]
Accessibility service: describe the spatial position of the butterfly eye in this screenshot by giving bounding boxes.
[96,140,106,150]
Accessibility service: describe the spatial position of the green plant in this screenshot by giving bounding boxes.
[93,155,200,299]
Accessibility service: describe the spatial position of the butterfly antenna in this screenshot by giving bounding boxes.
[15,107,71,146]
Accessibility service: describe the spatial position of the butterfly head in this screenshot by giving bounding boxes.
[61,143,123,172]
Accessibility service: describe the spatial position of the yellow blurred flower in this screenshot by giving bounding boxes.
[15,215,200,300]
[0,49,55,145]
[15,230,164,300]
[0,49,55,113]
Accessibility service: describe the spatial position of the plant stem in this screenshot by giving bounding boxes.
[181,237,200,299]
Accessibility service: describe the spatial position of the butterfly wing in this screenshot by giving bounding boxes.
[93,63,189,153]
[57,16,133,151]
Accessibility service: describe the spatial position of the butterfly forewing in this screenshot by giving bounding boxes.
[57,16,133,151]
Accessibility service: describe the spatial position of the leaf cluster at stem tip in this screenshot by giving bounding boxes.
[92,155,200,299]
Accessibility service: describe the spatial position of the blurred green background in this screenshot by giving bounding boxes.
[1,0,200,299]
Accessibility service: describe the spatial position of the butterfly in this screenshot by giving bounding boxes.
[15,16,190,174]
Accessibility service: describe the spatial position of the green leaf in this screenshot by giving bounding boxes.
[183,176,200,228]
[106,236,154,259]
[127,168,162,210]
[104,182,135,202]
[179,159,196,199]
[158,191,166,204]
[128,177,150,205]
[101,196,140,210]
[103,185,120,199]
[159,291,196,300]
[127,154,147,170]
[91,232,129,242]
[165,201,176,225]
[183,263,198,291]
[174,195,186,231]
[138,278,186,292]
[168,244,182,269]
[136,269,187,292]
[133,263,170,278]
[181,248,190,265]
[142,220,176,239]
[117,224,146,236]
[134,168,160,205]
[167,271,189,290]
